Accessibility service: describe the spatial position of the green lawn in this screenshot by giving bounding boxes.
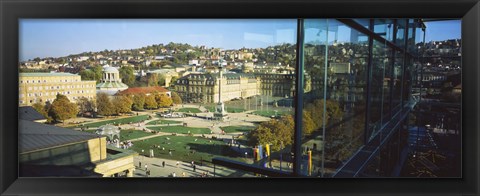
[225,107,246,113]
[120,129,155,141]
[129,135,242,162]
[147,126,211,134]
[146,119,182,125]
[69,115,150,128]
[207,106,215,112]
[202,104,246,113]
[220,126,255,133]
[251,110,290,117]
[177,107,202,113]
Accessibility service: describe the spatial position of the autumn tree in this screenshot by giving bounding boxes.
[248,115,294,151]
[132,93,146,111]
[48,94,79,123]
[155,93,173,108]
[302,111,315,135]
[77,97,96,114]
[147,73,159,87]
[32,102,53,123]
[112,95,133,114]
[96,92,116,116]
[144,95,158,109]
[171,92,182,104]
[119,66,135,87]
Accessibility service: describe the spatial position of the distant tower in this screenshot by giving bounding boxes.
[214,59,227,121]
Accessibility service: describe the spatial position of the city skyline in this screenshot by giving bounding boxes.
[19,19,460,61]
[19,19,297,61]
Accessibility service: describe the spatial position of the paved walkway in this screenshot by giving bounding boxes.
[132,156,255,177]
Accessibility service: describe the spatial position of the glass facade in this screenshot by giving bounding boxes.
[215,18,432,178]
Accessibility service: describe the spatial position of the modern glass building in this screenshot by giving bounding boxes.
[212,18,459,177]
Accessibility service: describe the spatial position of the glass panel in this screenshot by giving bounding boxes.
[395,19,407,47]
[374,19,395,41]
[407,19,416,53]
[392,50,404,113]
[303,19,368,177]
[369,40,391,140]
[354,19,371,29]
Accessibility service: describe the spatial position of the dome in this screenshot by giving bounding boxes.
[103,66,119,73]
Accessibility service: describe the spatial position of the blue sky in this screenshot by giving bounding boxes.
[19,19,461,61]
[19,19,297,61]
[424,20,461,42]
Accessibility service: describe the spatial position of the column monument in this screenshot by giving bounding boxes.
[214,59,227,121]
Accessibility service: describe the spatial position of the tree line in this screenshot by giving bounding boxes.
[31,92,182,124]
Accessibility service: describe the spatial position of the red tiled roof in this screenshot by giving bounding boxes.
[117,86,170,95]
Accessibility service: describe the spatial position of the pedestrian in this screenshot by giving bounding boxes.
[139,161,142,168]
[193,164,196,172]
[162,161,165,168]
[145,164,148,171]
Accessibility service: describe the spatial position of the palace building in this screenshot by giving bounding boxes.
[19,72,96,106]
[174,73,260,103]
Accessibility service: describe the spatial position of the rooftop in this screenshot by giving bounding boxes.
[18,106,47,122]
[19,72,78,77]
[19,119,102,153]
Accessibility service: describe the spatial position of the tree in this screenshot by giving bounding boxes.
[132,93,146,111]
[119,66,135,87]
[48,94,79,123]
[302,111,315,135]
[155,93,173,108]
[171,92,182,104]
[32,102,53,123]
[92,65,104,83]
[96,93,116,116]
[144,95,158,109]
[79,69,96,81]
[112,95,133,114]
[77,97,96,114]
[248,115,294,151]
[147,73,159,87]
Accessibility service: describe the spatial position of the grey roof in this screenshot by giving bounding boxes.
[18,106,47,121]
[19,119,102,153]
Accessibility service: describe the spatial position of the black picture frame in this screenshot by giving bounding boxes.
[1,0,479,195]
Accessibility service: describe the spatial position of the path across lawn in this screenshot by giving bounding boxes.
[69,115,150,128]
[147,126,211,134]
